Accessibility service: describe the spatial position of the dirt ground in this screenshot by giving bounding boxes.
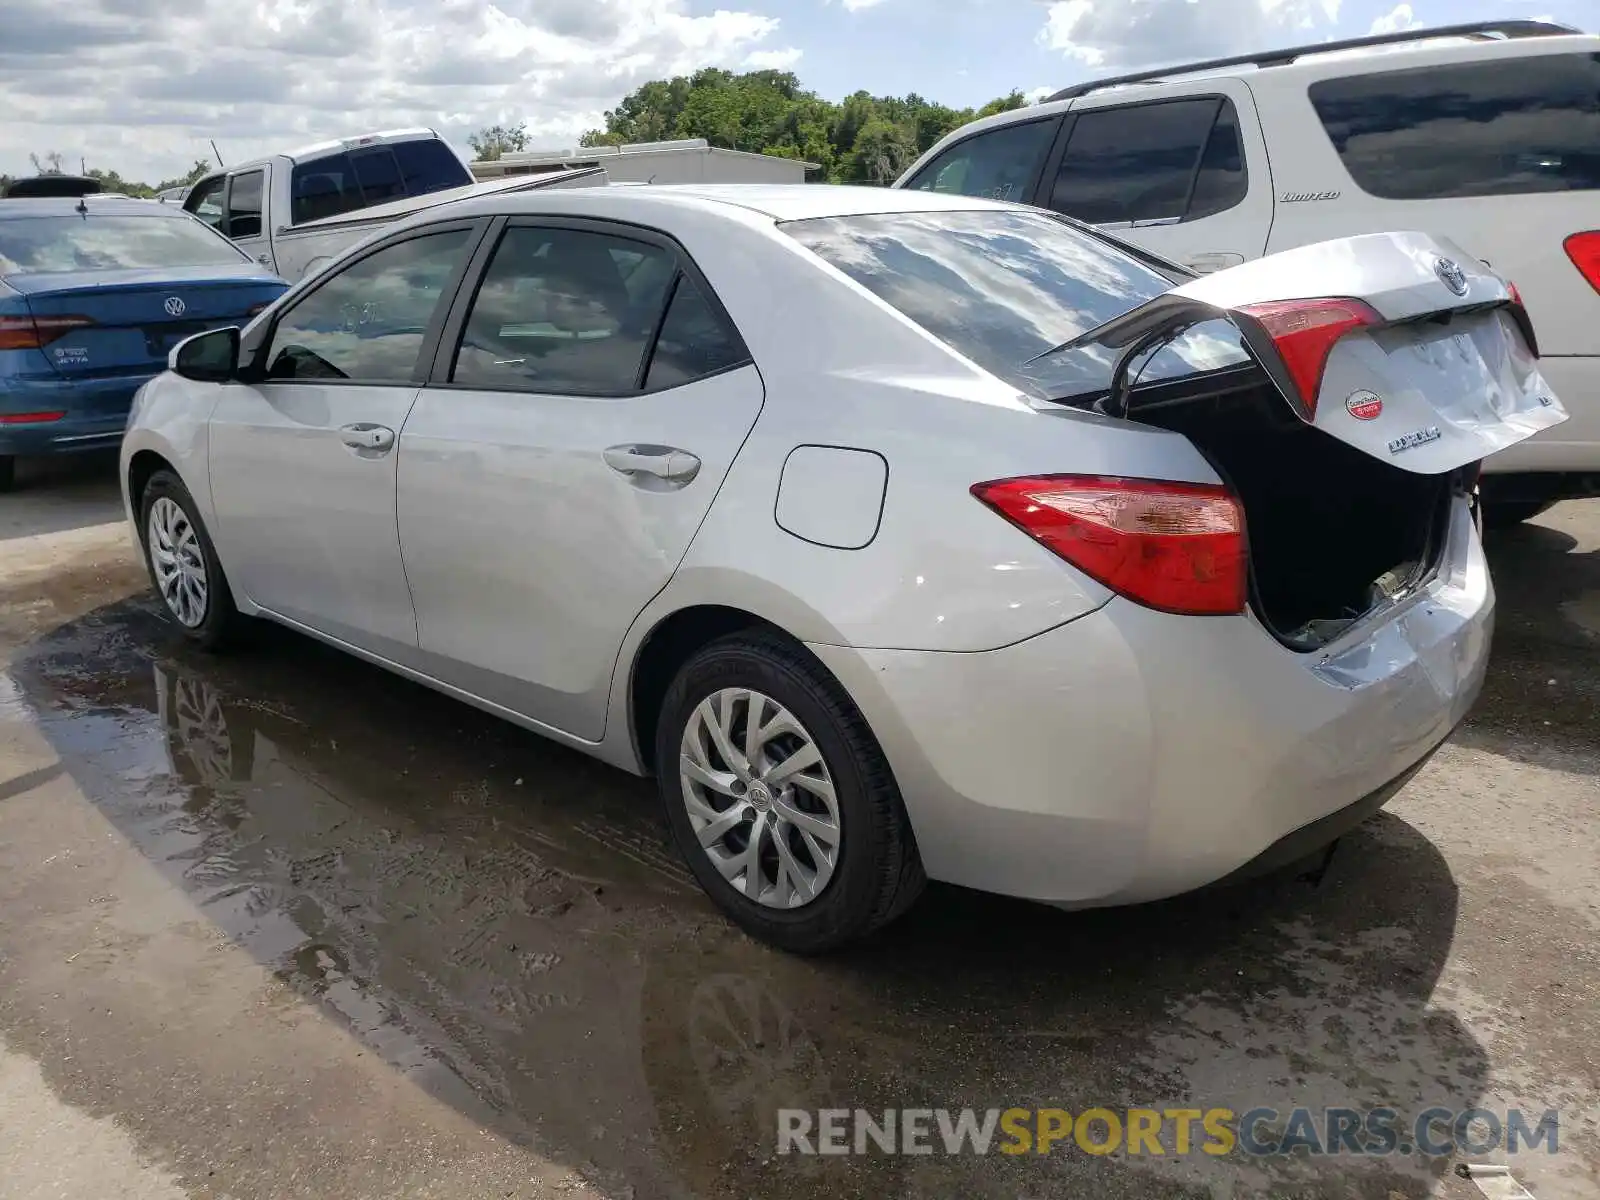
[0,452,1595,1200]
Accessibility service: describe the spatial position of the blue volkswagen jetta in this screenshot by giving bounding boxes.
[0,197,287,491]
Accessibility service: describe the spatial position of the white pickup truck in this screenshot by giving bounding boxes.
[183,128,607,282]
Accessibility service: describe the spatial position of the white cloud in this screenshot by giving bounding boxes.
[1024,85,1055,105]
[1368,3,1420,34]
[0,0,795,183]
[837,0,891,10]
[744,47,805,69]
[1037,0,1344,70]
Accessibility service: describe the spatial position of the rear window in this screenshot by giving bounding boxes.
[783,209,1249,400]
[290,140,470,225]
[392,139,471,196]
[0,214,248,275]
[1310,53,1600,200]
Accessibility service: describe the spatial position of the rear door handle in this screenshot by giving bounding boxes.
[339,423,395,453]
[603,444,701,483]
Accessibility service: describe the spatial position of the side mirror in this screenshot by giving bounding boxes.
[170,326,240,383]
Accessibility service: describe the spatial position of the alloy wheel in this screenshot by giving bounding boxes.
[679,687,842,909]
[147,496,209,627]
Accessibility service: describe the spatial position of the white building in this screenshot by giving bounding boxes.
[470,138,816,186]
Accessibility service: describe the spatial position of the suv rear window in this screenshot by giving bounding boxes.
[0,214,247,275]
[784,209,1248,401]
[1310,53,1600,200]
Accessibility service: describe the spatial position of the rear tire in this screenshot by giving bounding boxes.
[1482,498,1556,529]
[655,631,925,953]
[0,456,15,493]
[138,469,248,651]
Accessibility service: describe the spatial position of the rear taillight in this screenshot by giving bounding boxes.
[1564,231,1600,294]
[0,314,95,351]
[0,411,66,424]
[972,475,1247,616]
[1506,280,1524,307]
[1235,298,1380,417]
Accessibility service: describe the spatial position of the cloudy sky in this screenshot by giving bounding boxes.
[0,0,1594,184]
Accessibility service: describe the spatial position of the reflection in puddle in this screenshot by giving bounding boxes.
[12,609,1501,1199]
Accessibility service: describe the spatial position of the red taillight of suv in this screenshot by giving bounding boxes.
[0,314,95,351]
[1564,231,1600,294]
[1235,298,1380,417]
[971,475,1247,616]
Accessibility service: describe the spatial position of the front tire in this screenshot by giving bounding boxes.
[138,469,247,650]
[655,631,925,953]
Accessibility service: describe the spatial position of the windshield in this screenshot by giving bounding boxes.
[782,209,1250,401]
[0,213,248,276]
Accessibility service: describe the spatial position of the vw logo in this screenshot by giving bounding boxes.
[1434,257,1468,297]
[163,296,186,317]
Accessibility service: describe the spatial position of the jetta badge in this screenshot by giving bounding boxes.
[1434,257,1468,297]
[163,296,186,317]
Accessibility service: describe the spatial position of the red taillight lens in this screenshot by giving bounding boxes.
[972,475,1247,616]
[1506,280,1524,306]
[0,314,96,351]
[1235,298,1380,416]
[1563,231,1600,294]
[0,411,66,424]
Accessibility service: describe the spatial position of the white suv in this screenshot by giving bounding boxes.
[896,19,1600,524]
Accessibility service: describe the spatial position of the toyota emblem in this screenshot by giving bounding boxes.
[163,296,186,317]
[1434,257,1468,297]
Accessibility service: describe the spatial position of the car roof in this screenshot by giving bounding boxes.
[0,197,176,218]
[447,183,1020,225]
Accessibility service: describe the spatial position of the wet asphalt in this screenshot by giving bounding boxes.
[0,454,1595,1200]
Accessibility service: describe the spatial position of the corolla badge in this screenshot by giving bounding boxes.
[1345,390,1384,420]
[1434,257,1468,297]
[163,296,186,316]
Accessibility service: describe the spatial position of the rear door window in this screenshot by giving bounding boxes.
[1309,53,1600,199]
[1047,98,1245,225]
[901,119,1060,203]
[290,153,364,225]
[223,170,264,239]
[450,226,676,395]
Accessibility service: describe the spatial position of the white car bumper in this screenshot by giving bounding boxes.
[810,497,1492,906]
[1486,354,1600,474]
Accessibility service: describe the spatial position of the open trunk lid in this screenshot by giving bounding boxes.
[1066,231,1567,473]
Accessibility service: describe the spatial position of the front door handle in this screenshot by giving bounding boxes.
[339,423,395,453]
[603,444,701,483]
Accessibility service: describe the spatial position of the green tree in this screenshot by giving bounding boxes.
[977,91,1029,118]
[155,159,217,192]
[574,70,1029,184]
[467,124,529,162]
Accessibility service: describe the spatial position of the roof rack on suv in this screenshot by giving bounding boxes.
[1045,19,1581,102]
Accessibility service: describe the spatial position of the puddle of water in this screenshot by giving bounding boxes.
[6,604,1531,1200]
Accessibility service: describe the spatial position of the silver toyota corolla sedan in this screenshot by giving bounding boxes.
[121,185,1564,951]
